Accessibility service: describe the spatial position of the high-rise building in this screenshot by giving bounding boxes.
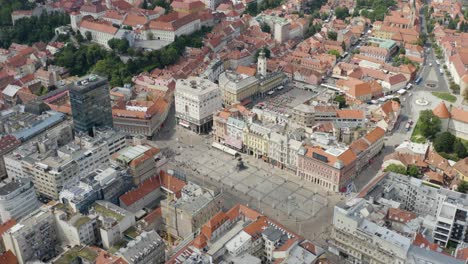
[70,75,113,135]
[175,77,222,133]
[0,179,40,224]
[3,208,57,264]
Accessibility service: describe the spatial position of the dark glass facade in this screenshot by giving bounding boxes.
[70,75,113,135]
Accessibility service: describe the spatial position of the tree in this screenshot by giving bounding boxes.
[463,88,468,102]
[108,38,129,54]
[328,49,341,59]
[434,132,456,153]
[419,110,441,139]
[458,180,468,193]
[85,31,92,41]
[391,97,401,104]
[254,47,271,62]
[454,139,467,158]
[384,164,407,175]
[334,95,347,108]
[406,165,420,178]
[260,22,271,33]
[327,31,337,41]
[341,41,347,51]
[335,7,350,20]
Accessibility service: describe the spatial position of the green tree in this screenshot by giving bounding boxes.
[334,95,347,108]
[454,139,467,158]
[327,31,337,41]
[418,110,441,139]
[434,132,456,153]
[244,2,259,16]
[108,38,129,54]
[328,49,341,59]
[384,164,407,175]
[335,7,350,20]
[341,41,347,51]
[254,47,271,62]
[85,31,92,41]
[458,180,468,193]
[260,23,271,33]
[391,97,401,104]
[406,165,420,178]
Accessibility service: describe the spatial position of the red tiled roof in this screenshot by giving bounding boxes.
[80,19,118,35]
[236,65,256,76]
[0,250,18,264]
[143,207,161,224]
[0,135,21,153]
[120,176,162,206]
[0,219,17,237]
[451,106,468,123]
[387,208,417,223]
[433,101,451,119]
[364,127,386,144]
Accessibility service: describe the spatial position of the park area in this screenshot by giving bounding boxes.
[431,92,457,103]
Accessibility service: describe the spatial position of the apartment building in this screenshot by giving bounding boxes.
[116,230,165,264]
[90,201,136,249]
[53,206,98,246]
[162,182,222,239]
[0,135,21,179]
[0,179,39,224]
[111,144,160,185]
[146,12,201,42]
[368,173,468,248]
[3,209,58,264]
[78,17,134,49]
[297,146,356,192]
[331,199,434,264]
[175,76,222,133]
[60,167,132,214]
[168,204,324,263]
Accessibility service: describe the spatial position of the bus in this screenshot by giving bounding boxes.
[415,76,422,85]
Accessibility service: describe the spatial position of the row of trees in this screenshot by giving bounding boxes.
[384,164,421,178]
[244,0,283,16]
[433,132,468,160]
[55,27,212,87]
[0,0,34,26]
[0,11,70,48]
[355,0,396,22]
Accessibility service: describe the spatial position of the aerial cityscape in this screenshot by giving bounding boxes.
[1,0,468,263]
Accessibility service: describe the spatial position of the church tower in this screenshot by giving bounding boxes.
[257,49,267,77]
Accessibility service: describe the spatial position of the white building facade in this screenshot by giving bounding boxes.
[175,77,222,133]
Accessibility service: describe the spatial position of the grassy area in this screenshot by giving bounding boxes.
[124,226,140,239]
[73,216,91,228]
[55,246,98,264]
[109,240,128,254]
[94,204,124,221]
[431,92,457,103]
[410,119,427,143]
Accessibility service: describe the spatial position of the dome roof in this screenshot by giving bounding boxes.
[433,102,451,119]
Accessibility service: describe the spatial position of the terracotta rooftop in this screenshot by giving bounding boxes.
[433,102,451,119]
[120,176,161,206]
[0,219,17,237]
[387,208,417,223]
[336,109,365,119]
[0,250,18,264]
[0,135,21,153]
[80,19,118,35]
[236,65,256,76]
[451,106,468,123]
[364,127,386,144]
